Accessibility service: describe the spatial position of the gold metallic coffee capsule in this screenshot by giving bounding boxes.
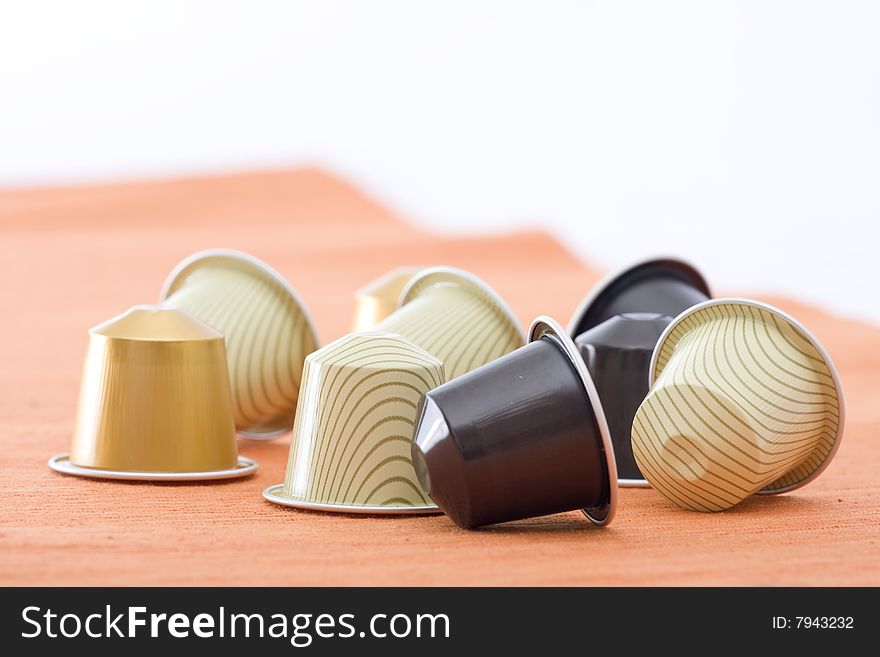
[263,332,444,514]
[375,267,525,379]
[160,249,319,439]
[49,305,256,481]
[631,299,845,512]
[352,267,422,331]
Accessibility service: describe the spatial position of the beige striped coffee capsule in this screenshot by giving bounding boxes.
[631,299,845,512]
[160,249,319,439]
[375,267,525,379]
[263,332,444,514]
[352,267,422,331]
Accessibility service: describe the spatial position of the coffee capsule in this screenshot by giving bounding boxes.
[160,249,319,439]
[352,267,422,331]
[376,267,525,380]
[575,313,672,486]
[50,305,257,481]
[568,257,710,338]
[631,299,845,512]
[263,332,444,514]
[411,316,618,529]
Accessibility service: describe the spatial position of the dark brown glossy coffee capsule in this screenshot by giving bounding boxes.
[568,257,710,338]
[411,316,617,529]
[575,313,672,486]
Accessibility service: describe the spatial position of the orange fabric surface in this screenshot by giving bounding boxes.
[1,170,878,586]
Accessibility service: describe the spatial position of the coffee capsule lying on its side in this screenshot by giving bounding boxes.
[160,249,319,440]
[575,313,672,486]
[376,267,525,380]
[50,305,257,481]
[568,257,710,339]
[411,316,617,529]
[352,267,422,331]
[631,299,845,512]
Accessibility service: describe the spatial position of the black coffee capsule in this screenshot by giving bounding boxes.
[411,316,618,529]
[575,313,672,486]
[568,257,710,338]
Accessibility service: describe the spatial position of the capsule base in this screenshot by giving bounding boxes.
[49,453,258,481]
[263,484,440,515]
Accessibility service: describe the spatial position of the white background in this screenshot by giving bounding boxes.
[1,1,878,323]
